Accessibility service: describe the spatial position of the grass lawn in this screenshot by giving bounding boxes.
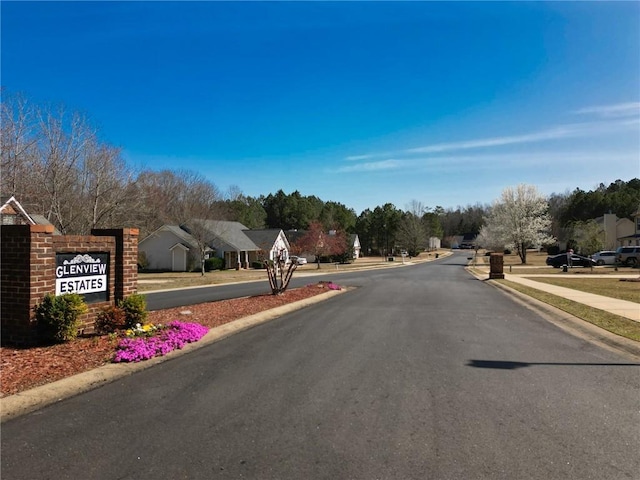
[499,280,640,342]
[524,277,640,304]
[474,250,639,276]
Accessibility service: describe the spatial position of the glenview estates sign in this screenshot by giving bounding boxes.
[55,252,109,303]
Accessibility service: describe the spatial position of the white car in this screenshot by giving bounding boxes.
[287,256,307,265]
[590,250,617,266]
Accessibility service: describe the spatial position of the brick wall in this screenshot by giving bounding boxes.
[92,228,139,302]
[1,225,138,346]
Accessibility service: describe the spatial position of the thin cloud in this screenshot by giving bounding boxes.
[574,102,640,118]
[333,150,636,175]
[344,117,638,161]
[335,159,402,173]
[345,154,378,161]
[405,125,580,154]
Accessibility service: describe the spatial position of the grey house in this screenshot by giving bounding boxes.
[138,225,212,272]
[139,220,290,271]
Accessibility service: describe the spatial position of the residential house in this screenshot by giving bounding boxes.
[449,233,477,249]
[595,213,635,250]
[138,225,212,272]
[0,196,60,233]
[186,220,262,269]
[242,228,291,265]
[139,220,290,271]
[617,210,640,247]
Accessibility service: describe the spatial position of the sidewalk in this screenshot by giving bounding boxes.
[501,274,640,322]
[469,258,640,322]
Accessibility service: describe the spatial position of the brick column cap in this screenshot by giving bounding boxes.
[30,224,55,234]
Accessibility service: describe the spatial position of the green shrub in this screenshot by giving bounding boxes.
[137,251,149,271]
[251,261,266,269]
[95,305,127,334]
[119,293,148,328]
[34,293,88,344]
[205,257,224,271]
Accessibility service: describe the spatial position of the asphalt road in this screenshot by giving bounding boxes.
[2,253,639,479]
[143,266,381,310]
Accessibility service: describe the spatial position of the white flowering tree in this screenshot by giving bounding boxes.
[479,184,555,264]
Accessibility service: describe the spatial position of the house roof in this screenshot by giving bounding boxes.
[1,196,61,233]
[187,220,259,251]
[243,229,288,251]
[139,224,199,249]
[1,196,34,223]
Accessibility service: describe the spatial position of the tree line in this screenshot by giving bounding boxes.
[2,92,639,258]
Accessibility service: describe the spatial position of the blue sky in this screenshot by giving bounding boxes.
[2,1,639,214]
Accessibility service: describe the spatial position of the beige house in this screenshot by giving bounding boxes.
[616,210,640,247]
[596,213,636,249]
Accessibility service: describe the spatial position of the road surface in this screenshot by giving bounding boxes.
[2,253,638,479]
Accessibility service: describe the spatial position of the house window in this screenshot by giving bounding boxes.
[1,214,17,225]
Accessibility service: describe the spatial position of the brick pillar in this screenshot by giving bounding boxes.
[1,224,56,345]
[489,253,505,279]
[92,228,139,302]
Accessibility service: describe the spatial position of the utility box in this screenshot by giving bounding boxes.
[489,253,505,279]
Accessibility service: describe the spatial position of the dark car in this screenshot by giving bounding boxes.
[546,253,596,268]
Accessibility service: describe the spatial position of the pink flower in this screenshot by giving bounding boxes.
[113,321,208,363]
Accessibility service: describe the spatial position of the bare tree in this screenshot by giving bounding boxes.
[1,92,39,200]
[33,104,95,233]
[80,141,132,231]
[179,173,224,275]
[264,248,298,295]
[397,200,428,256]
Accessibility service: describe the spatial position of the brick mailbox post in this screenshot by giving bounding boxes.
[1,225,138,346]
[489,252,505,279]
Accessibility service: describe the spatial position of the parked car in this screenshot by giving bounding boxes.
[546,253,596,268]
[590,250,617,266]
[288,255,307,265]
[616,246,640,266]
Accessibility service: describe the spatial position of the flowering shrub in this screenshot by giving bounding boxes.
[124,323,159,338]
[309,281,342,291]
[113,321,209,363]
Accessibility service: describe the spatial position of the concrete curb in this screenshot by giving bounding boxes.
[466,267,640,360]
[1,288,349,423]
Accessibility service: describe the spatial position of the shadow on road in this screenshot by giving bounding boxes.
[467,359,640,369]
